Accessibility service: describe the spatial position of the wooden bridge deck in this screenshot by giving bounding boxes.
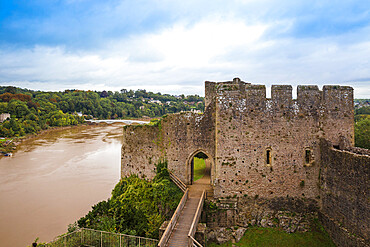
[166,197,200,246]
[166,160,212,247]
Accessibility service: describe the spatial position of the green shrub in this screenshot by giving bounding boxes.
[77,159,182,239]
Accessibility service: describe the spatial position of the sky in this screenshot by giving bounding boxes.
[0,0,369,97]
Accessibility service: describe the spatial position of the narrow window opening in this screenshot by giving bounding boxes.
[266,149,272,165]
[304,147,315,166]
[305,150,310,164]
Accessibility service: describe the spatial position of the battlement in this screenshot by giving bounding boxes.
[205,78,353,114]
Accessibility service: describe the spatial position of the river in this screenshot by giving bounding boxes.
[0,123,126,246]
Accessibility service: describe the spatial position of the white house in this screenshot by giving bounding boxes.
[0,113,10,122]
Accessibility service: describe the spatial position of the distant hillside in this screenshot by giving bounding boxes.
[354,98,370,110]
[0,85,204,139]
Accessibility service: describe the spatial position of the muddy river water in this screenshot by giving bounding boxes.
[0,124,125,246]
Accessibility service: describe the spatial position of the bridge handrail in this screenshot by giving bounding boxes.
[187,190,206,247]
[189,235,203,247]
[158,188,189,247]
[45,227,158,246]
[169,171,187,192]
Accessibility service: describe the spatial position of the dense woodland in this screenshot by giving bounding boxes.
[0,86,204,138]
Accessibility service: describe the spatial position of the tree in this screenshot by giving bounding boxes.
[355,116,370,149]
[100,90,109,98]
[7,100,30,118]
[5,86,17,94]
[356,106,370,115]
[0,102,7,113]
[77,160,182,239]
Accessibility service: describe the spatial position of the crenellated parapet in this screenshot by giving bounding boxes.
[322,85,354,112]
[206,79,354,144]
[207,78,353,117]
[271,85,293,110]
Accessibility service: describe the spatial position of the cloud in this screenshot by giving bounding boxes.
[127,18,267,66]
[0,17,269,95]
[0,1,369,97]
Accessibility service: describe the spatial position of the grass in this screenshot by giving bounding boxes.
[193,157,206,181]
[0,137,12,143]
[208,220,335,247]
[0,138,14,153]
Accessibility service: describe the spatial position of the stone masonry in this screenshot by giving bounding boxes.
[121,78,369,246]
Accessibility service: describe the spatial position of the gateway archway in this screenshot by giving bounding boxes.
[186,150,214,185]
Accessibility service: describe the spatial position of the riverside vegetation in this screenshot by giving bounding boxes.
[75,160,183,239]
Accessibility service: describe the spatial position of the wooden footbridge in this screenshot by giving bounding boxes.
[158,162,212,247]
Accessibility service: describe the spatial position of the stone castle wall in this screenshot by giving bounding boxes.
[319,139,369,246]
[121,102,216,183]
[121,124,162,180]
[211,78,353,199]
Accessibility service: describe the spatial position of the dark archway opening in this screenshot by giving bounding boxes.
[190,151,211,185]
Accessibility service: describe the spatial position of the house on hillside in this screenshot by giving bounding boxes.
[149,99,162,105]
[0,113,10,122]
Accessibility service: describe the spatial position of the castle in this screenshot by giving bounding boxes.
[121,78,369,246]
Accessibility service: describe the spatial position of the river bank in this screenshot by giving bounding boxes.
[0,119,149,156]
[0,124,94,156]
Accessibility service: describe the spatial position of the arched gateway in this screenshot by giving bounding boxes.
[186,149,214,185]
